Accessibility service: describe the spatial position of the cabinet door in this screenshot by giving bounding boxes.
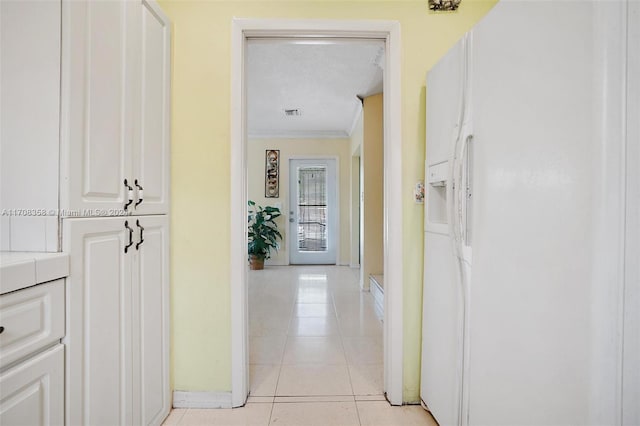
[131,0,171,215]
[0,345,64,426]
[131,215,170,425]
[0,280,65,368]
[63,217,134,426]
[60,0,135,216]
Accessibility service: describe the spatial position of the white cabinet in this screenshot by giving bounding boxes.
[0,1,170,424]
[63,217,133,425]
[60,0,135,215]
[131,0,171,216]
[1,0,171,253]
[0,280,65,367]
[63,215,169,426]
[61,0,170,217]
[0,258,68,426]
[0,345,64,426]
[131,216,170,425]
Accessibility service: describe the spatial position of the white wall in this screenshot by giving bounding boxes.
[0,1,61,251]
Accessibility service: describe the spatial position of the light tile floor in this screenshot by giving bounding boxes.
[163,266,436,426]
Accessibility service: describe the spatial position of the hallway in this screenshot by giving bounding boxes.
[249,266,383,399]
[163,266,436,425]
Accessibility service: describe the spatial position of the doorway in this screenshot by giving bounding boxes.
[230,19,404,407]
[289,158,337,265]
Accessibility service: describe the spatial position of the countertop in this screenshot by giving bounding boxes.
[0,252,69,295]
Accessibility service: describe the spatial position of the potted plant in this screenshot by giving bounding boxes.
[247,200,283,270]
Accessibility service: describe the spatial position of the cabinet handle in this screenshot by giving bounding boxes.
[0,326,4,334]
[125,220,134,253]
[135,179,144,207]
[124,179,134,212]
[136,219,144,250]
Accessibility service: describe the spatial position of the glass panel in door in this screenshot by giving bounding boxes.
[289,159,337,264]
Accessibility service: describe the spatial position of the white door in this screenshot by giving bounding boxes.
[61,0,135,215]
[63,217,134,426]
[624,2,640,423]
[131,0,171,215]
[131,215,170,426]
[468,2,597,424]
[289,159,337,264]
[421,37,465,426]
[0,345,64,426]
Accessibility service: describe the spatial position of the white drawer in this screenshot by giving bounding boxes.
[0,279,65,369]
[0,344,64,426]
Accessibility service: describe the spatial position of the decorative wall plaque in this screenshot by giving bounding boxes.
[429,0,462,11]
[265,150,280,198]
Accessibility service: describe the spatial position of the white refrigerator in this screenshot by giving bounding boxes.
[421,1,633,425]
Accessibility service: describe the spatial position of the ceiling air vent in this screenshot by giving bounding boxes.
[284,108,302,117]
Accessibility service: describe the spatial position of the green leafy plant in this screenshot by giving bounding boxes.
[248,200,283,261]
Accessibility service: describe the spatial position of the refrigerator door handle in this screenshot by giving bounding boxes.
[458,133,473,253]
[448,135,460,253]
[452,132,469,256]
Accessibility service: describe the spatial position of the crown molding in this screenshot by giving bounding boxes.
[248,129,350,139]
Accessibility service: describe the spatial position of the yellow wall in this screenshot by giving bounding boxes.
[361,94,384,289]
[159,0,497,401]
[247,138,352,266]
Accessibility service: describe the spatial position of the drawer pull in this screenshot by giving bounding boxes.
[0,326,4,334]
[135,179,144,207]
[125,221,134,253]
[124,179,134,212]
[136,219,144,250]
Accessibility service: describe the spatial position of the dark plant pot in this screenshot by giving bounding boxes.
[249,255,265,270]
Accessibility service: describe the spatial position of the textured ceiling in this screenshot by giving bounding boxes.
[247,39,385,139]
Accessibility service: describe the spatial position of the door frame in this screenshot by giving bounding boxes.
[289,157,338,265]
[623,1,639,422]
[230,19,404,406]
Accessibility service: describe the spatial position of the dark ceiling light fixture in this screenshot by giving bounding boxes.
[429,0,462,11]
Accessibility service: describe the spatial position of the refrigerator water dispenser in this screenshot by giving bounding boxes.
[426,161,449,234]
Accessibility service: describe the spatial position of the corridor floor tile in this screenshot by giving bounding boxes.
[269,401,360,426]
[356,401,438,426]
[276,364,352,396]
[178,404,272,426]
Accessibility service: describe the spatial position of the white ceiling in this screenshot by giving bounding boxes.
[247,39,385,139]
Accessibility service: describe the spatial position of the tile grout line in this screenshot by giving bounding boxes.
[332,270,361,424]
[267,273,298,424]
[331,272,360,410]
[330,271,361,421]
[249,271,292,424]
[173,407,188,425]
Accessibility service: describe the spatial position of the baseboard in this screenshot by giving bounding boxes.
[349,263,360,269]
[172,391,232,409]
[370,276,384,321]
[360,278,370,291]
